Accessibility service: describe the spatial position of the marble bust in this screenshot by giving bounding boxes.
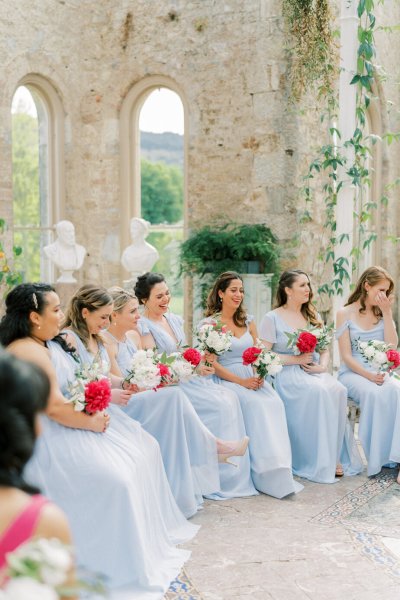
[121,218,159,281]
[44,220,86,283]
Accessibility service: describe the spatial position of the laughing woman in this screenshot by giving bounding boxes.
[106,285,256,502]
[203,272,303,499]
[0,283,198,600]
[260,270,363,483]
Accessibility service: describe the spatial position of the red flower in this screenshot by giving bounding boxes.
[182,348,202,366]
[242,346,261,365]
[387,349,400,370]
[158,363,171,377]
[296,331,318,353]
[84,378,111,414]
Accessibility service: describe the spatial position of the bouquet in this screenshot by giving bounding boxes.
[242,341,282,386]
[285,324,334,355]
[124,349,162,390]
[354,339,400,374]
[66,362,111,413]
[196,319,233,365]
[167,347,203,383]
[0,538,73,600]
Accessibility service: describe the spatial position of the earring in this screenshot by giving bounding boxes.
[37,325,41,330]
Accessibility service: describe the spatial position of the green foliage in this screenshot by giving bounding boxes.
[12,112,41,281]
[282,0,336,101]
[180,223,279,277]
[141,159,183,225]
[0,219,23,299]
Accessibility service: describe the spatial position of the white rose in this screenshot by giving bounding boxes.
[373,351,387,366]
[363,346,375,359]
[4,578,58,600]
[358,341,368,350]
[73,400,85,412]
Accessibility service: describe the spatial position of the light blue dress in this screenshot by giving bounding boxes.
[204,315,303,498]
[104,331,223,516]
[25,335,198,600]
[338,319,400,476]
[139,314,258,500]
[260,311,363,483]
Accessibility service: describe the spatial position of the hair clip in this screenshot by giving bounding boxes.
[32,293,38,309]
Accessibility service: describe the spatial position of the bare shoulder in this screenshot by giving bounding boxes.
[35,502,72,545]
[8,339,52,374]
[126,329,141,349]
[336,304,355,324]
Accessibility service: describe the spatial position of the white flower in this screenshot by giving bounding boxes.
[171,359,193,382]
[73,399,85,412]
[268,363,283,376]
[358,341,368,350]
[372,351,387,366]
[2,578,58,600]
[363,346,376,359]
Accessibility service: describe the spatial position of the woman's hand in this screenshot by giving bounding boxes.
[123,381,139,394]
[197,363,215,376]
[240,376,264,390]
[203,351,217,365]
[366,371,385,385]
[375,291,394,315]
[296,353,314,366]
[301,363,326,374]
[111,388,132,406]
[88,411,110,433]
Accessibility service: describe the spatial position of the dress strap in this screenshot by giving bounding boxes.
[0,495,49,568]
[335,320,350,340]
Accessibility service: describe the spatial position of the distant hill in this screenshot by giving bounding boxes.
[140,131,183,168]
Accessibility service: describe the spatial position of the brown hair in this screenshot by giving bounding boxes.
[345,266,394,320]
[63,284,113,348]
[275,270,322,327]
[205,272,247,327]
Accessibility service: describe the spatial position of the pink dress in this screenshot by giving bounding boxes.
[0,494,48,569]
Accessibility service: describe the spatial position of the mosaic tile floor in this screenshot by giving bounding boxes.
[165,569,202,600]
[311,469,400,580]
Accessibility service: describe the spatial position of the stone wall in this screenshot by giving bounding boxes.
[0,0,399,316]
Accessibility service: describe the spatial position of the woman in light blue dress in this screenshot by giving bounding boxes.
[104,287,252,513]
[202,272,303,498]
[1,283,198,600]
[260,270,363,484]
[131,276,256,501]
[336,266,400,478]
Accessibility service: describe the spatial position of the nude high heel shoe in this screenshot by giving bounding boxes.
[217,436,249,467]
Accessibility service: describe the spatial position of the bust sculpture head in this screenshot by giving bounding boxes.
[121,217,159,279]
[43,220,86,284]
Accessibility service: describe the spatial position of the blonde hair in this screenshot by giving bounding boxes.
[63,284,113,348]
[108,286,137,315]
[346,266,394,320]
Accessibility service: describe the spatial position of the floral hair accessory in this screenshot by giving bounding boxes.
[32,293,38,309]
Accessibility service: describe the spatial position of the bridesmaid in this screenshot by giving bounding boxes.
[101,286,252,513]
[260,269,363,483]
[135,273,257,500]
[336,266,400,478]
[203,271,303,498]
[0,352,75,598]
[0,283,198,599]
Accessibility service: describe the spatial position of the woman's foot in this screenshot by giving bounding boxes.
[217,436,249,467]
[335,463,344,478]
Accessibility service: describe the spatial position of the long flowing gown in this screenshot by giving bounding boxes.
[105,331,222,517]
[139,314,258,500]
[199,315,303,498]
[260,311,363,483]
[337,318,400,476]
[24,336,198,600]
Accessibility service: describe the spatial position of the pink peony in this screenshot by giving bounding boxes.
[84,378,111,414]
[182,347,202,366]
[242,346,261,366]
[296,331,318,353]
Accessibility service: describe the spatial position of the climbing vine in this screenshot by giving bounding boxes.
[0,218,22,302]
[295,0,399,298]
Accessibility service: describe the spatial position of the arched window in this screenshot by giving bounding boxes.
[120,77,187,312]
[11,76,64,282]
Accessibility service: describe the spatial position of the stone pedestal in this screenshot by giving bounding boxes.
[55,282,80,312]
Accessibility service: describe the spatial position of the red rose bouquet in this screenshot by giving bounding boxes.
[242,340,282,386]
[286,324,333,355]
[67,362,111,413]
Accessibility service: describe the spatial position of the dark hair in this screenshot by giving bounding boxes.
[346,266,394,320]
[134,273,166,305]
[0,283,55,347]
[275,270,321,327]
[63,284,113,349]
[205,272,247,327]
[0,352,50,493]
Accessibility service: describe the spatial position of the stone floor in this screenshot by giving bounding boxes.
[167,455,400,600]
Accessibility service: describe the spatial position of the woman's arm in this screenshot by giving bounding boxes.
[126,329,143,349]
[376,292,398,347]
[336,308,384,384]
[140,332,157,350]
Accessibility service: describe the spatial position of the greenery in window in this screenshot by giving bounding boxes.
[141,159,183,225]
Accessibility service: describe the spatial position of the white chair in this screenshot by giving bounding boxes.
[347,398,359,432]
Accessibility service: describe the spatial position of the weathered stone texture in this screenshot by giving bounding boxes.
[0,0,399,311]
